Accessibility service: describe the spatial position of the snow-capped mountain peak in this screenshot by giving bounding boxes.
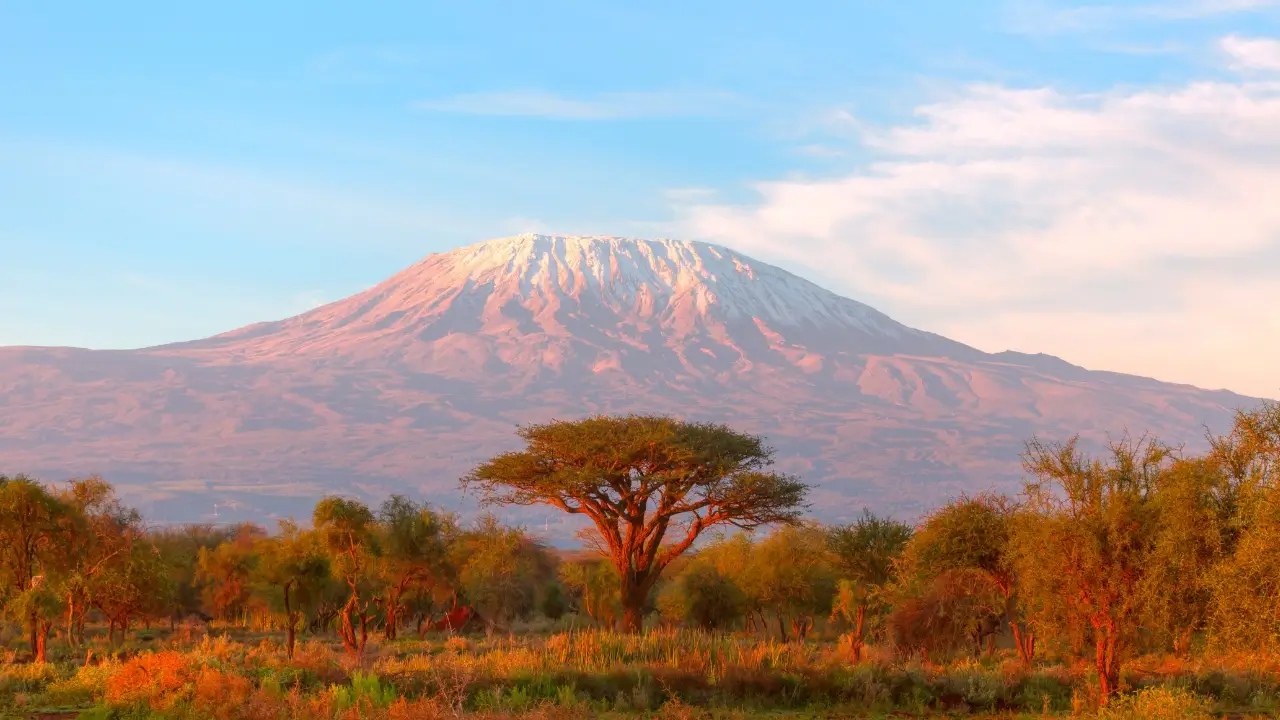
[375,233,913,335]
[185,234,954,365]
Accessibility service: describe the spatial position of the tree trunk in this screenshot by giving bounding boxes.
[35,620,50,664]
[620,584,647,634]
[1095,631,1120,705]
[339,594,359,654]
[1010,621,1036,669]
[66,598,77,650]
[28,610,38,659]
[358,606,369,655]
[284,582,297,659]
[286,616,297,660]
[776,612,788,642]
[1173,627,1192,658]
[849,604,866,664]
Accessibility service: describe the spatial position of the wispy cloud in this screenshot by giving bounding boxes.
[677,63,1280,398]
[1222,35,1280,70]
[415,90,741,120]
[1005,0,1280,34]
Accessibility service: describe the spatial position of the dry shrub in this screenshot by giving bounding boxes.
[1097,686,1211,720]
[444,635,472,654]
[193,667,255,710]
[104,650,196,709]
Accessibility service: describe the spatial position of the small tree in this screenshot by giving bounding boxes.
[375,496,451,640]
[751,524,837,640]
[195,523,265,625]
[3,577,63,663]
[658,562,745,631]
[1205,401,1280,650]
[897,494,1031,665]
[1017,435,1170,704]
[828,510,912,662]
[540,582,568,621]
[56,477,140,647]
[454,515,552,634]
[464,415,808,632]
[1143,458,1224,656]
[91,543,171,644]
[313,497,379,655]
[255,520,329,658]
[0,475,73,659]
[558,559,621,628]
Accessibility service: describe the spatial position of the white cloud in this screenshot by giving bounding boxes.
[678,62,1280,398]
[416,90,740,120]
[1223,35,1280,70]
[1005,0,1280,34]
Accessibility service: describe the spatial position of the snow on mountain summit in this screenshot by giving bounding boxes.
[386,234,913,335]
[185,233,961,366]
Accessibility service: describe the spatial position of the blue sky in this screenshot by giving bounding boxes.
[3,1,1279,397]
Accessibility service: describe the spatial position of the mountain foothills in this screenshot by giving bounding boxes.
[0,234,1258,524]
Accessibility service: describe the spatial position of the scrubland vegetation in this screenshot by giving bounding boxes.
[2,404,1280,718]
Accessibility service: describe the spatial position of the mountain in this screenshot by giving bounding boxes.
[0,234,1258,528]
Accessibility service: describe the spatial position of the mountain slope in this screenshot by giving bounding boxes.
[0,234,1257,526]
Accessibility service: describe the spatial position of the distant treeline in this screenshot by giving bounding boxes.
[2,401,1277,704]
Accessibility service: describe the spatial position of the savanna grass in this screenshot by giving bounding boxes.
[2,628,1279,718]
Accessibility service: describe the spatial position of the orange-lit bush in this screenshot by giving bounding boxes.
[104,651,197,709]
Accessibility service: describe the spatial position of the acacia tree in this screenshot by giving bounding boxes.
[92,542,171,644]
[464,415,808,632]
[195,523,265,625]
[1017,435,1170,704]
[1205,401,1280,649]
[751,524,838,640]
[254,520,329,659]
[313,497,379,655]
[56,477,141,648]
[1143,458,1224,656]
[828,510,912,662]
[375,496,451,640]
[897,494,1032,666]
[0,475,72,660]
[454,514,553,634]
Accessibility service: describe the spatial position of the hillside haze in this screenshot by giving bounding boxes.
[0,234,1256,527]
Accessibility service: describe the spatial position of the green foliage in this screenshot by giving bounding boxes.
[657,562,745,630]
[749,524,837,637]
[827,509,912,591]
[1016,434,1172,699]
[330,670,397,710]
[1205,401,1280,651]
[454,514,554,633]
[827,510,912,655]
[539,581,568,621]
[558,559,621,628]
[1143,457,1226,655]
[898,493,1016,594]
[1097,686,1211,720]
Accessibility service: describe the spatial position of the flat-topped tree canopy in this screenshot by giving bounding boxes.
[462,414,809,632]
